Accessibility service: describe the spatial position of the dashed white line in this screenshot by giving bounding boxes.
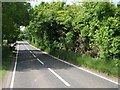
[24,44,35,57]
[37,58,44,65]
[32,54,35,57]
[30,51,32,53]
[48,68,70,87]
[24,42,71,86]
[24,43,44,65]
[28,42,119,85]
[10,43,19,88]
[24,44,30,50]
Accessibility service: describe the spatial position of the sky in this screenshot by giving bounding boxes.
[29,0,120,7]
[20,26,25,31]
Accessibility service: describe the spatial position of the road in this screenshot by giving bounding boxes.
[2,41,119,88]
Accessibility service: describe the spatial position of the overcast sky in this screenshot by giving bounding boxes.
[29,0,120,7]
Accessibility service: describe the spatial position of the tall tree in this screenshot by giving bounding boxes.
[2,2,31,43]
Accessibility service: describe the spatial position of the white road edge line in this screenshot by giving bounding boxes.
[37,58,44,65]
[28,42,119,85]
[48,68,70,87]
[50,56,119,85]
[10,43,19,88]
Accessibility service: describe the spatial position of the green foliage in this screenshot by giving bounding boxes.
[25,1,120,76]
[2,3,31,78]
[65,31,74,50]
[1,45,13,79]
[2,2,31,43]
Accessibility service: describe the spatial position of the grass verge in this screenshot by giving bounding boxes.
[0,45,13,80]
[50,50,119,77]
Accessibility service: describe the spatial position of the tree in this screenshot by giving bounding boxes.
[2,2,31,43]
[24,1,119,63]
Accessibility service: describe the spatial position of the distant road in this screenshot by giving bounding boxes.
[3,41,119,88]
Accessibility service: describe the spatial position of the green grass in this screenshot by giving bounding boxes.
[50,50,119,77]
[0,45,13,80]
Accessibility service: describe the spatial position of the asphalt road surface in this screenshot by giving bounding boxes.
[3,41,119,88]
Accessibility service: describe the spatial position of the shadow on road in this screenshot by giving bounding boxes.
[15,42,73,72]
[16,49,73,72]
[2,42,73,74]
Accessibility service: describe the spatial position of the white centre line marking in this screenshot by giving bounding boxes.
[28,42,119,85]
[48,68,70,87]
[24,44,35,56]
[30,51,32,53]
[32,54,36,58]
[37,58,44,65]
[24,44,30,50]
[24,43,44,65]
[10,43,19,88]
